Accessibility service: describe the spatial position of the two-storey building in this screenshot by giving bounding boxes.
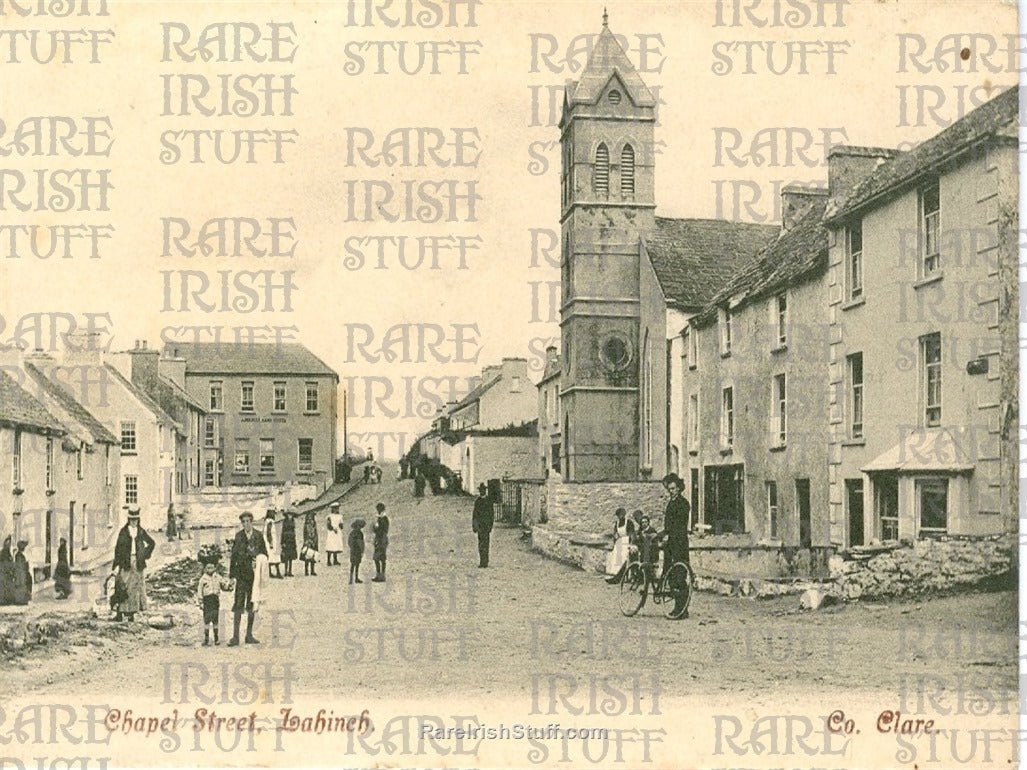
[22,359,120,568]
[172,342,339,492]
[823,87,1018,546]
[0,367,67,577]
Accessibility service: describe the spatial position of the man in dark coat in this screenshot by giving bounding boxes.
[661,473,691,618]
[471,484,494,568]
[228,511,267,645]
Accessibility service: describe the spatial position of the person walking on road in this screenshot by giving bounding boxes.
[228,511,266,645]
[325,502,344,566]
[371,503,389,582]
[472,484,494,568]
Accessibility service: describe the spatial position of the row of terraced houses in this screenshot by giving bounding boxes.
[524,21,1017,576]
[0,338,337,581]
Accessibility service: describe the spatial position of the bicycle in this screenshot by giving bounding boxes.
[618,542,694,619]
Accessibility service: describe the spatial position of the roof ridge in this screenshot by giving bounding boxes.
[104,363,181,428]
[23,362,117,444]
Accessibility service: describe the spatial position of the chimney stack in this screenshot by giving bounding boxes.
[827,145,898,204]
[780,183,827,231]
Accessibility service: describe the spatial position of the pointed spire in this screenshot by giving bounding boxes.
[602,7,608,27]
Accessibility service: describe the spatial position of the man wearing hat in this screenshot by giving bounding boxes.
[112,507,155,621]
[228,511,267,645]
[324,502,344,566]
[661,473,691,618]
[471,483,494,568]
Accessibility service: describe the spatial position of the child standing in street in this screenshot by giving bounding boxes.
[196,561,233,646]
[348,519,365,584]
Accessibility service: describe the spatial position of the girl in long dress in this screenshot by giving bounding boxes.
[264,511,282,578]
[324,504,345,566]
[605,508,636,583]
[280,509,297,577]
[301,511,319,576]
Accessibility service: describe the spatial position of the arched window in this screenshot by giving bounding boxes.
[594,143,609,198]
[621,144,635,197]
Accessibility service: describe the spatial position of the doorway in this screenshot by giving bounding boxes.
[68,501,75,568]
[44,507,53,579]
[846,479,865,547]
[875,473,899,541]
[690,468,700,526]
[795,479,811,548]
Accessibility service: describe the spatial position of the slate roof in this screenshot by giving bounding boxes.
[828,86,1018,222]
[144,374,207,418]
[565,25,656,108]
[168,342,338,378]
[539,352,561,385]
[104,364,181,430]
[0,369,65,434]
[449,376,500,415]
[23,363,117,444]
[644,218,779,310]
[694,196,829,328]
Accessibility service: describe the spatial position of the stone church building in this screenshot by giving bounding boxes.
[558,18,775,482]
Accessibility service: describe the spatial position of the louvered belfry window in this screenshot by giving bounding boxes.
[621,144,635,197]
[594,143,609,197]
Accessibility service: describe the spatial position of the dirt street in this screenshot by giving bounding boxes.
[10,470,1017,713]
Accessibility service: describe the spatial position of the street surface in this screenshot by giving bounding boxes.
[9,469,1018,712]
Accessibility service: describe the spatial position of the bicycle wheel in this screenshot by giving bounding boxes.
[618,562,647,617]
[662,562,693,620]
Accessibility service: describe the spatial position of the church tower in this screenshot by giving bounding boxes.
[558,14,657,481]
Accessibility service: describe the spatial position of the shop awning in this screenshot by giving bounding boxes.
[861,428,975,474]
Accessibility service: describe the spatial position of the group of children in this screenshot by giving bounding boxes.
[192,501,391,645]
[345,502,389,584]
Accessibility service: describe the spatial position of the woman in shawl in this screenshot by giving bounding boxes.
[0,536,15,605]
[264,510,282,579]
[279,508,297,577]
[54,537,72,598]
[13,540,32,605]
[112,507,155,621]
[301,511,319,577]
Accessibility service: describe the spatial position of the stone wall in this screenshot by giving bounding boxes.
[546,480,666,533]
[831,535,1013,599]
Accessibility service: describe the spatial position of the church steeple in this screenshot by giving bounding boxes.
[556,20,657,481]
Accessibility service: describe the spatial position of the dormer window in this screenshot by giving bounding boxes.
[594,143,610,198]
[608,89,622,105]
